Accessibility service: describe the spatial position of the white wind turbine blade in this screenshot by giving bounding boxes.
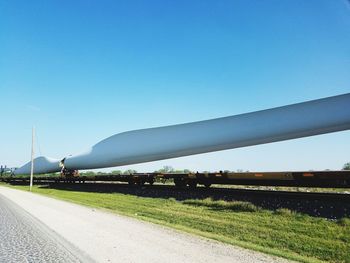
[14,156,61,175]
[61,93,350,171]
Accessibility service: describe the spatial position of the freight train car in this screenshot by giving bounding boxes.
[3,170,350,188]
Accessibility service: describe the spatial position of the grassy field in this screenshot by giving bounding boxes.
[5,184,350,263]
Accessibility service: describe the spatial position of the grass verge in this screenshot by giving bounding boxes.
[5,184,350,263]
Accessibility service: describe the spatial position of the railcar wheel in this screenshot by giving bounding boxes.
[128,180,135,186]
[136,180,145,186]
[204,183,211,189]
[188,181,197,189]
[174,178,186,188]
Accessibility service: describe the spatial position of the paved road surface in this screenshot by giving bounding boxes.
[0,186,290,263]
[0,194,91,263]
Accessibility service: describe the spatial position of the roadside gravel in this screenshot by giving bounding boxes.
[0,194,90,263]
[0,186,291,263]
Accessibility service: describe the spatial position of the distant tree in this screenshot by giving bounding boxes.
[156,166,174,173]
[343,162,350,170]
[111,170,122,175]
[82,171,96,176]
[45,172,59,177]
[172,169,193,174]
[123,169,137,175]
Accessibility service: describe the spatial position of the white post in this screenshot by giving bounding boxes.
[30,126,35,192]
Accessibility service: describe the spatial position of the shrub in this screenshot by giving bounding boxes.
[183,198,259,212]
[337,217,350,227]
[167,197,177,202]
[275,208,294,216]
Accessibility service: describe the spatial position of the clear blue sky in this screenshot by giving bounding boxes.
[1,0,349,172]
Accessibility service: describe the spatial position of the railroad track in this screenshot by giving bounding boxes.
[3,177,350,199]
[82,181,350,199]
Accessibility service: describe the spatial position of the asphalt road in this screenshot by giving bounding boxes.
[0,194,91,263]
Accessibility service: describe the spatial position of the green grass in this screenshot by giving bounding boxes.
[5,184,350,263]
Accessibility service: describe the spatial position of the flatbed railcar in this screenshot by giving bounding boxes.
[2,170,350,188]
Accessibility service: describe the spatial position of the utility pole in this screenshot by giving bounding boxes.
[30,126,35,191]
